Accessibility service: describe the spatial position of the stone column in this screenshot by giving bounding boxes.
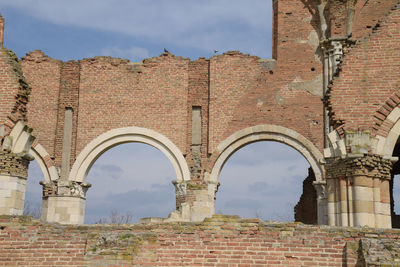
[171,179,219,222]
[40,180,91,224]
[313,180,328,225]
[325,155,393,228]
[0,151,31,215]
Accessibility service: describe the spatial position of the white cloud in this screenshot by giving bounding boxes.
[0,0,272,56]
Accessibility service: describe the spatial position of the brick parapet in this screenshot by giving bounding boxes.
[1,215,400,266]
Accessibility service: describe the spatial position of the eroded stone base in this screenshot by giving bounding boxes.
[41,196,86,224]
[0,174,26,215]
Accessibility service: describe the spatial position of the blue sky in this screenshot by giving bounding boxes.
[0,0,272,61]
[3,0,399,223]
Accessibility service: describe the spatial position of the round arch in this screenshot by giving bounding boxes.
[208,125,325,183]
[29,143,59,183]
[69,126,191,183]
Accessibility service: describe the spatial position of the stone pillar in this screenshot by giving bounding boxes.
[325,155,393,228]
[0,151,31,215]
[0,121,35,216]
[40,180,90,224]
[171,179,219,222]
[313,180,328,225]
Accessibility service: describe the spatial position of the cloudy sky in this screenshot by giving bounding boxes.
[0,0,272,61]
[2,0,399,224]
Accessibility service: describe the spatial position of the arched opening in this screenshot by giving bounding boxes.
[216,141,315,222]
[24,160,44,219]
[69,127,190,184]
[209,125,326,224]
[84,143,176,224]
[66,127,190,224]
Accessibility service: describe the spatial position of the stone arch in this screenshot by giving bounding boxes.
[69,126,191,183]
[375,106,400,156]
[29,143,59,183]
[207,125,325,184]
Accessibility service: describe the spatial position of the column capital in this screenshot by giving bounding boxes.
[41,180,91,199]
[313,180,327,200]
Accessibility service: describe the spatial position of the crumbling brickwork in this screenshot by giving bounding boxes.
[22,50,61,159]
[0,0,400,229]
[0,151,29,177]
[294,168,317,224]
[1,215,400,267]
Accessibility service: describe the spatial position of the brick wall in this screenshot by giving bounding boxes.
[1,215,400,266]
[328,3,400,134]
[19,0,328,175]
[329,0,399,39]
[22,50,61,159]
[294,168,317,224]
[0,47,30,129]
[76,54,189,157]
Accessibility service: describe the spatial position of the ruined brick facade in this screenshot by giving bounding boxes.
[2,215,400,267]
[1,0,400,265]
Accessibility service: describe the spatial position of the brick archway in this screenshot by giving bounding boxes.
[205,124,327,224]
[68,126,191,183]
[207,125,325,184]
[374,106,400,156]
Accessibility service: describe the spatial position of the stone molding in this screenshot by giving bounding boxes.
[208,124,325,183]
[29,143,59,183]
[69,126,191,183]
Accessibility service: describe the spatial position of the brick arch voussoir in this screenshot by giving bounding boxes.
[374,97,400,156]
[373,91,400,138]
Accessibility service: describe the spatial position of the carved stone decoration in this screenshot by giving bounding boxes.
[172,180,187,197]
[69,181,91,198]
[313,181,327,201]
[42,180,91,198]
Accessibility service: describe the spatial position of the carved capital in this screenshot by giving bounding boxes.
[313,181,327,201]
[41,180,91,198]
[172,180,187,197]
[69,181,91,198]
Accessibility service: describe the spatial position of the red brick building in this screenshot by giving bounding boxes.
[0,0,399,230]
